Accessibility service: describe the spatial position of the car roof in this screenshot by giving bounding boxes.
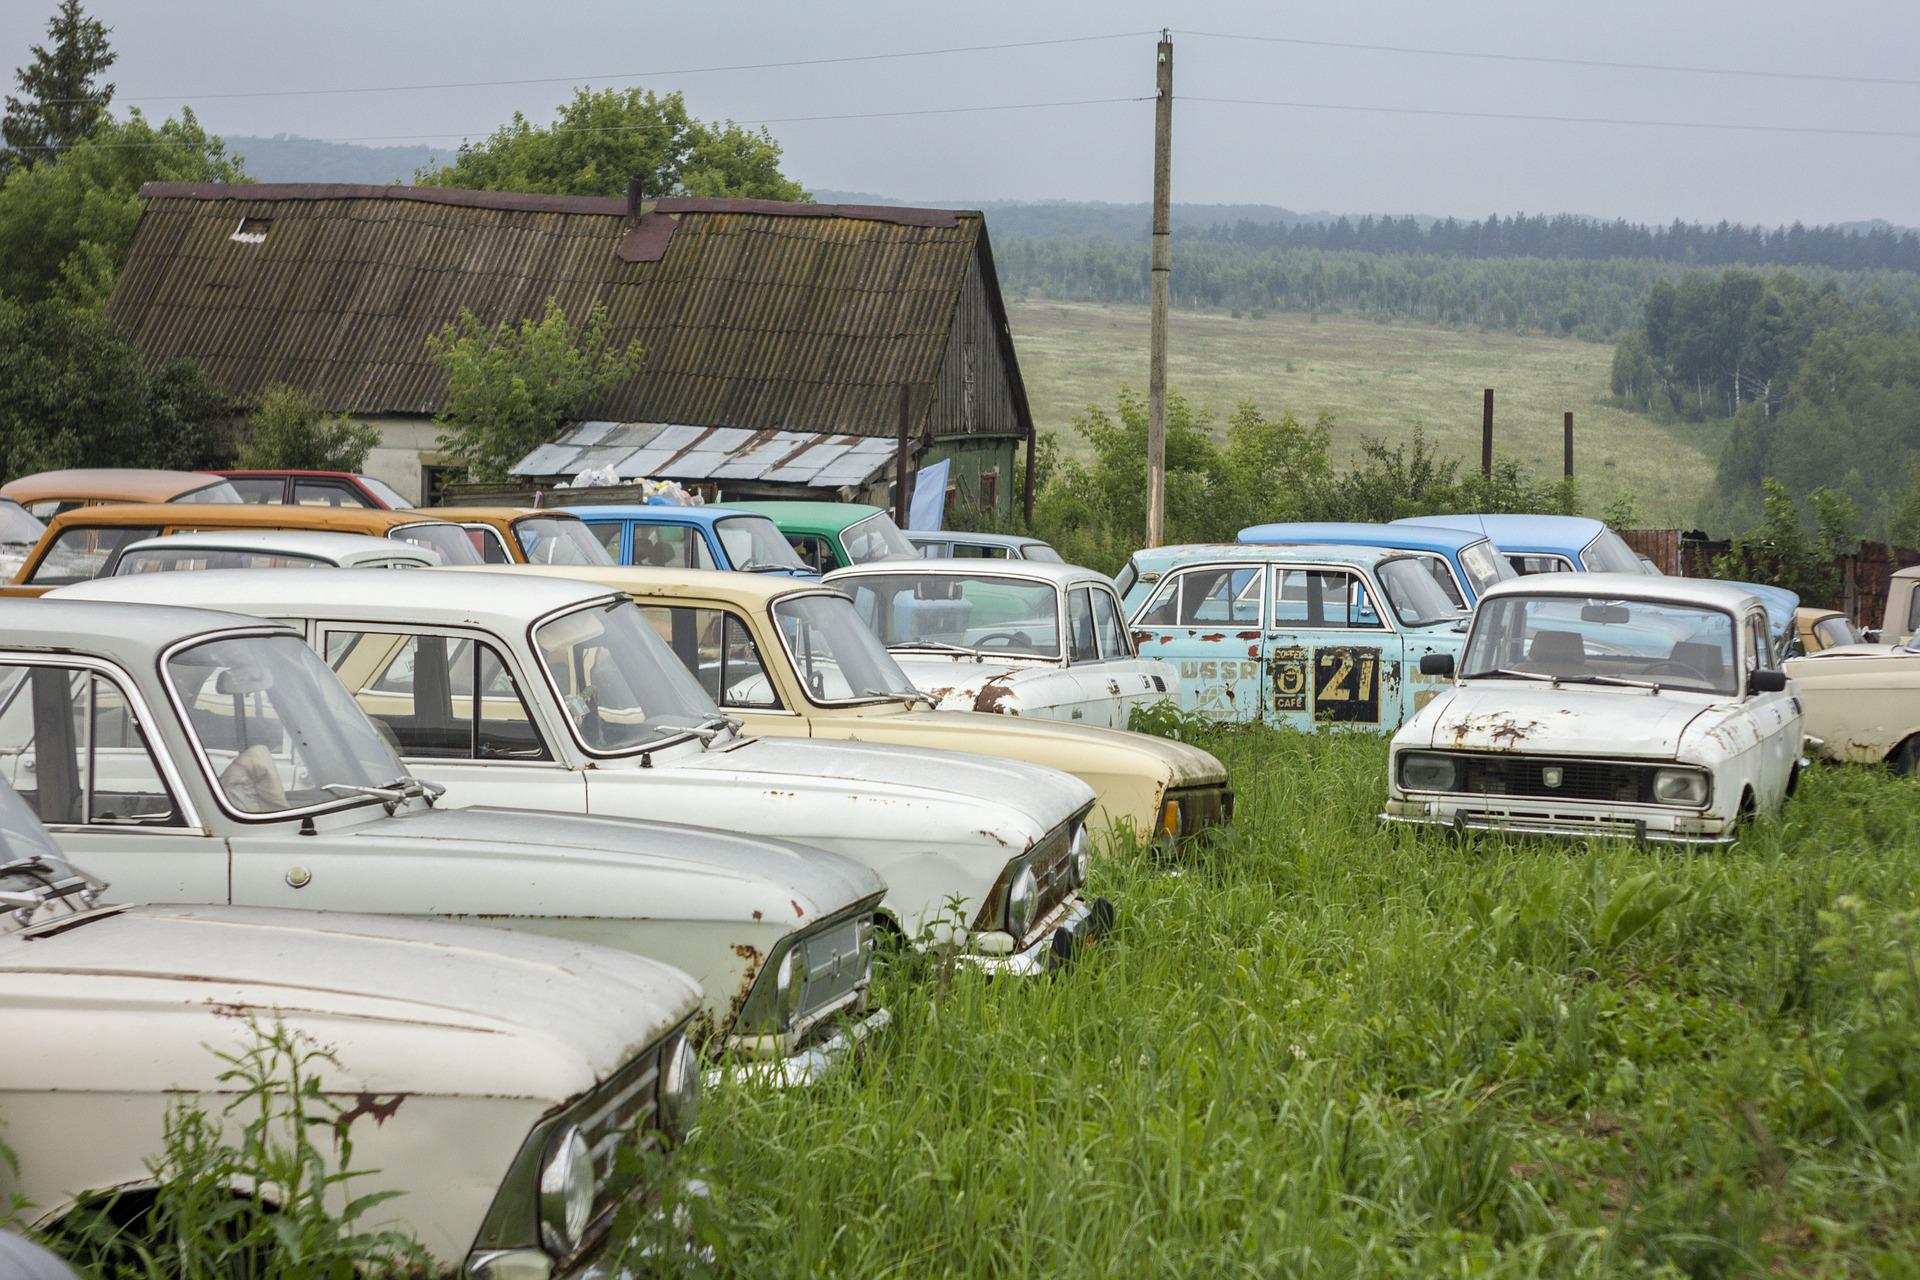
[1126,542,1410,571]
[729,501,885,533]
[421,506,573,523]
[0,469,231,504]
[54,567,620,626]
[443,562,825,607]
[1393,513,1607,553]
[904,530,1048,549]
[1238,521,1488,554]
[117,529,440,565]
[37,503,457,535]
[558,504,758,529]
[1477,570,1764,611]
[826,558,1104,588]
[0,598,294,659]
[210,469,370,480]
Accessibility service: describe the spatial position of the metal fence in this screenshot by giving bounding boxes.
[1620,528,1919,625]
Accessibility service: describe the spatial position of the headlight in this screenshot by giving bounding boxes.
[1005,863,1039,938]
[659,1034,700,1144]
[773,948,807,1027]
[1398,752,1457,791]
[537,1125,596,1256]
[1069,825,1090,888]
[1652,767,1709,806]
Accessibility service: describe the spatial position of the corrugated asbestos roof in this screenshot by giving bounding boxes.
[514,421,897,487]
[107,183,1019,440]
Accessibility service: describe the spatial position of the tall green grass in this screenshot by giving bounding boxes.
[683,729,1920,1278]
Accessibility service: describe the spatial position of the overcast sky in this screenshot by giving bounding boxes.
[7,0,1918,225]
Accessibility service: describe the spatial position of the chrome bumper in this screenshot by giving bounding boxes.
[708,1006,892,1088]
[1380,806,1735,847]
[959,894,1116,976]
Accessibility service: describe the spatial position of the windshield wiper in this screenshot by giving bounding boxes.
[1462,667,1557,682]
[687,712,745,745]
[889,640,975,655]
[1557,673,1668,690]
[862,688,929,707]
[324,776,444,813]
[736,560,797,574]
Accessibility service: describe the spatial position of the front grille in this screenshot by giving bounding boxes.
[1029,824,1077,929]
[574,1035,663,1227]
[790,909,872,1035]
[1416,752,1694,806]
[1172,785,1235,835]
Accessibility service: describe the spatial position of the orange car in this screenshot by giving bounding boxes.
[426,507,614,566]
[5,503,483,597]
[1,468,245,520]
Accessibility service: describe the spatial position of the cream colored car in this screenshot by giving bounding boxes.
[1786,642,1920,771]
[477,565,1235,852]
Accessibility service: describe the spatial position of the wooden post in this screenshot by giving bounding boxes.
[895,383,912,529]
[1481,388,1494,477]
[1022,423,1035,527]
[1146,30,1173,547]
[1563,410,1574,477]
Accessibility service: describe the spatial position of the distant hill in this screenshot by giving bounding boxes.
[226,135,457,185]
[812,189,1373,239]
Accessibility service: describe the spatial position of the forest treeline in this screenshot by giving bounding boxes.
[995,239,1920,340]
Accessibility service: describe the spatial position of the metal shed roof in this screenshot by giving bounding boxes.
[516,421,897,489]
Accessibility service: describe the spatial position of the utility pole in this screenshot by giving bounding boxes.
[1480,388,1494,477]
[1146,30,1173,547]
[1563,410,1574,478]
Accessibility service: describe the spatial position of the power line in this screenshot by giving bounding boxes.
[1185,95,1920,140]
[55,31,1158,106]
[1178,29,1920,90]
[17,95,1150,151]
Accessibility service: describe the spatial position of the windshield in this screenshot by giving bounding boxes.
[174,479,244,505]
[771,593,922,704]
[0,777,61,864]
[0,500,43,547]
[116,548,329,574]
[514,517,613,566]
[27,525,161,584]
[1377,557,1466,627]
[1463,595,1740,695]
[716,516,810,572]
[534,602,718,754]
[842,512,917,564]
[167,634,410,816]
[357,476,411,509]
[837,571,1062,659]
[1582,528,1645,574]
[1457,539,1515,598]
[391,522,484,566]
[1020,543,1064,563]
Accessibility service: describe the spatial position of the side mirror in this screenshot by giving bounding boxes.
[1749,668,1788,694]
[1419,652,1455,677]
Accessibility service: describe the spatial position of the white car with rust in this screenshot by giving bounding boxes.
[0,776,703,1276]
[822,559,1179,728]
[1383,574,1803,844]
[0,599,887,1082]
[64,571,1107,971]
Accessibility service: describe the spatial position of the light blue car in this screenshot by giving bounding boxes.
[1115,543,1467,730]
[558,504,819,577]
[1237,520,1513,608]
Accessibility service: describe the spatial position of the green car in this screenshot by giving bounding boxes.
[733,502,919,573]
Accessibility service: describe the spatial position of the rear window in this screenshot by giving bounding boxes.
[174,480,244,505]
[29,526,161,584]
[391,522,484,566]
[356,476,411,509]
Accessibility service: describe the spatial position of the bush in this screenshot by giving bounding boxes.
[237,385,379,471]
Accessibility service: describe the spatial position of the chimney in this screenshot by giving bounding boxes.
[626,175,643,224]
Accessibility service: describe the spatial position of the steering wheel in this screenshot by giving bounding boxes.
[972,631,1032,650]
[1644,661,1710,685]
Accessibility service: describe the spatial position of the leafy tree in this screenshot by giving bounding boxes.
[427,297,646,483]
[0,296,226,479]
[237,385,380,471]
[1712,478,1860,606]
[0,107,245,305]
[416,88,808,201]
[2,0,115,170]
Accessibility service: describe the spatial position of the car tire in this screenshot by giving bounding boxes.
[1890,737,1920,776]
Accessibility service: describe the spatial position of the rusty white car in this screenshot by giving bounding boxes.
[64,571,1106,972]
[0,776,703,1276]
[822,560,1180,728]
[1384,574,1803,844]
[1,598,888,1082]
[110,529,442,573]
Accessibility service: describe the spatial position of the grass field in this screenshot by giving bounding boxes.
[681,728,1920,1278]
[1008,302,1726,529]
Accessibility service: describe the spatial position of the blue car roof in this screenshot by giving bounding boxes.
[558,504,763,530]
[1239,521,1489,555]
[1127,542,1412,572]
[1391,513,1606,555]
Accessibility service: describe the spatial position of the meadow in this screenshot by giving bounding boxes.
[1007,302,1727,529]
[684,727,1920,1278]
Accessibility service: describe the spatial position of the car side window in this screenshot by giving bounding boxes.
[630,524,705,569]
[788,535,835,573]
[0,664,181,827]
[951,543,1006,559]
[324,630,550,760]
[227,477,286,504]
[1272,569,1384,630]
[469,527,512,564]
[1746,613,1772,674]
[585,522,624,557]
[915,542,947,559]
[1091,588,1130,658]
[294,480,370,507]
[1137,566,1263,627]
[1067,588,1099,663]
[637,605,782,710]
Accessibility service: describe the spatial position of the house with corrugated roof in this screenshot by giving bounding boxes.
[107,182,1036,514]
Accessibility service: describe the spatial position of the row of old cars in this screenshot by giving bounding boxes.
[0,468,1235,1275]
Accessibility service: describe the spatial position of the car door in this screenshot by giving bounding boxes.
[0,657,226,902]
[1740,608,1801,804]
[1128,563,1265,723]
[1083,584,1172,728]
[320,625,586,813]
[1264,565,1405,732]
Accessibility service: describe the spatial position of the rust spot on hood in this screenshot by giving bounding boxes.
[1446,712,1542,749]
[791,899,806,918]
[973,674,1018,714]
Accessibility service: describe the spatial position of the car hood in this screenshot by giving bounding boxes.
[346,805,883,919]
[676,734,1094,829]
[862,705,1226,786]
[0,904,702,1099]
[1411,681,1716,759]
[888,653,1032,692]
